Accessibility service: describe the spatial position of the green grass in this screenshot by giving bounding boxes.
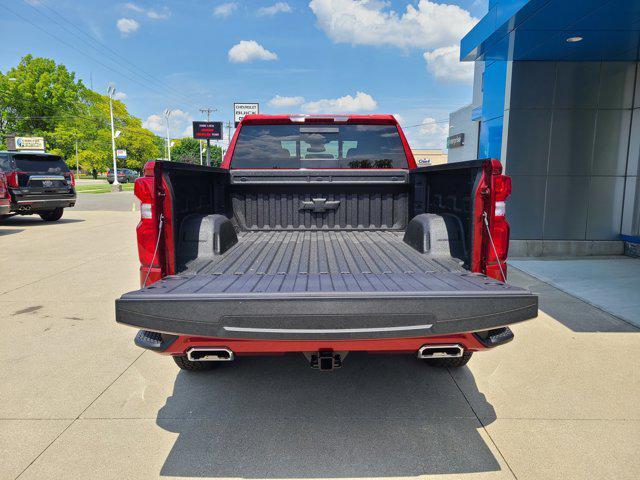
[75,183,134,194]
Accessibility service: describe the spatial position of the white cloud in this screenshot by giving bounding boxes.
[268,95,305,107]
[124,2,144,13]
[228,40,278,63]
[116,18,140,36]
[309,0,477,83]
[309,0,476,50]
[143,109,194,138]
[147,7,171,20]
[301,91,377,114]
[405,117,449,149]
[423,45,473,83]
[258,2,292,16]
[124,3,171,20]
[213,2,237,18]
[113,92,127,100]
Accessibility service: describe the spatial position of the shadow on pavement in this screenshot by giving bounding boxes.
[508,266,638,333]
[0,217,84,226]
[0,228,24,236]
[157,353,498,478]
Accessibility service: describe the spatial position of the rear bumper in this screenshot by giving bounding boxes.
[133,327,516,355]
[10,193,76,212]
[116,290,538,341]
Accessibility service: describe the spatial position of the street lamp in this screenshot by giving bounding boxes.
[164,109,172,161]
[107,84,119,186]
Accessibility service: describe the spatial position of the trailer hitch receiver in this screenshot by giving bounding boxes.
[308,350,344,371]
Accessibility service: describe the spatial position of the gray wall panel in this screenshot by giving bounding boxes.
[593,109,632,176]
[627,108,640,176]
[507,175,546,239]
[509,62,556,109]
[504,109,551,176]
[586,176,626,240]
[598,62,636,109]
[548,109,596,176]
[621,176,640,236]
[554,62,600,108]
[544,176,589,240]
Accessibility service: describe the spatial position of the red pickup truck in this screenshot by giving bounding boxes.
[116,114,537,372]
[0,172,10,216]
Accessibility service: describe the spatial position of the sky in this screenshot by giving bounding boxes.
[0,0,488,149]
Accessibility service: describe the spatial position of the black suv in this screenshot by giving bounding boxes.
[0,151,76,221]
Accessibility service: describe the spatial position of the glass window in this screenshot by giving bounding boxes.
[231,124,408,168]
[13,154,69,174]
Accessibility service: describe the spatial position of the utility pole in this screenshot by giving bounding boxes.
[199,107,217,166]
[107,84,119,186]
[75,137,79,175]
[164,109,172,161]
[224,121,233,161]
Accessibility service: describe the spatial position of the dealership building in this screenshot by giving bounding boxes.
[450,0,640,256]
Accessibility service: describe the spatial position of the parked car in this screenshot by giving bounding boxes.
[107,168,139,184]
[0,172,10,216]
[0,151,76,221]
[116,114,538,372]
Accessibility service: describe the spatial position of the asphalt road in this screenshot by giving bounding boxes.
[0,209,639,479]
[74,190,138,212]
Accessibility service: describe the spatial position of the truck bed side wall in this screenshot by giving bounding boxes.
[154,160,490,276]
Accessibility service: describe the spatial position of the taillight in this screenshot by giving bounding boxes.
[134,177,159,268]
[6,171,19,188]
[143,160,156,177]
[0,174,7,198]
[66,172,75,186]
[487,173,512,281]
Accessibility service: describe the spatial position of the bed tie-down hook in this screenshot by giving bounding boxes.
[142,213,164,288]
[482,211,507,282]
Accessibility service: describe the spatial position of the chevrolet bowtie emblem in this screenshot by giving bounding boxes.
[300,198,341,213]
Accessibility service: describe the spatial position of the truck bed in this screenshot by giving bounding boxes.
[116,230,538,340]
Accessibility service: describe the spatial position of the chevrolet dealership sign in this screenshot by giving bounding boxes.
[234,103,259,127]
[6,136,46,152]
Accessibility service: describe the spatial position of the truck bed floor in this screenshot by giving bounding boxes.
[173,230,496,295]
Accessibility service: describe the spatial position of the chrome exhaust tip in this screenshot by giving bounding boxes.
[186,347,234,362]
[417,344,464,359]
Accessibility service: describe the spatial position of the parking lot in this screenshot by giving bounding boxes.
[1,194,639,480]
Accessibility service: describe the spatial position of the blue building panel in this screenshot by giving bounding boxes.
[481,61,508,122]
[462,0,640,63]
[478,117,504,160]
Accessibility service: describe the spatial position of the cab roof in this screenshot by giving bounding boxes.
[239,114,400,125]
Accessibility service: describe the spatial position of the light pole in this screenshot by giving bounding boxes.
[164,109,172,161]
[107,84,119,186]
[199,107,217,166]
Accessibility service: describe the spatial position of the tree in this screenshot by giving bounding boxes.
[171,138,222,166]
[0,55,84,135]
[0,55,161,175]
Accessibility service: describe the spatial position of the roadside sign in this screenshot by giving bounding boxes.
[446,133,465,149]
[234,102,259,127]
[193,121,223,140]
[6,136,45,152]
[116,149,127,159]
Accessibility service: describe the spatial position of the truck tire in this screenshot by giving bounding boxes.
[423,351,473,368]
[172,355,219,371]
[39,208,64,222]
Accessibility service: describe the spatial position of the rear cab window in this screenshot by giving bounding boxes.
[13,154,69,174]
[231,124,408,169]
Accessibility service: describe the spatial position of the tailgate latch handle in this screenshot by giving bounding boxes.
[300,198,340,213]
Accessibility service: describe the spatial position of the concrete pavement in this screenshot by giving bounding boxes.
[0,209,639,479]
